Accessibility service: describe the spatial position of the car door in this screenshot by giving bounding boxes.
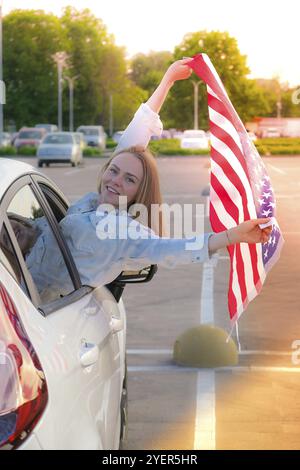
[32,176,125,450]
[2,176,124,450]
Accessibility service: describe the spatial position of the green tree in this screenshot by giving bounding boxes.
[167,30,270,129]
[3,9,67,129]
[130,51,173,96]
[61,6,146,131]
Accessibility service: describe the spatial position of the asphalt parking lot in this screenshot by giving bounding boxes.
[13,155,300,450]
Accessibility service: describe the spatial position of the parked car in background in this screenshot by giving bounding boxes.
[0,132,12,147]
[76,126,106,149]
[11,132,19,146]
[37,132,83,167]
[35,124,58,134]
[74,132,86,151]
[173,131,184,140]
[180,130,209,149]
[247,131,257,142]
[14,128,46,150]
[261,127,281,138]
[112,131,124,144]
[0,158,134,449]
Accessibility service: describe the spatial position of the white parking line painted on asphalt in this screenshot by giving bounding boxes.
[128,365,300,374]
[193,253,218,450]
[267,163,287,176]
[127,349,293,357]
[127,349,173,355]
[194,371,216,450]
[200,259,216,325]
[239,350,293,356]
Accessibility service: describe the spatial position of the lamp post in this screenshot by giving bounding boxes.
[65,75,78,132]
[109,94,113,137]
[191,80,200,130]
[0,0,4,145]
[52,52,69,131]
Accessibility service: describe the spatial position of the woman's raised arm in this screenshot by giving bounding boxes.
[116,58,193,151]
[146,58,193,113]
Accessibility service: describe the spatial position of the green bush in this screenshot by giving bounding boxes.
[17,146,37,156]
[255,138,300,155]
[83,147,103,157]
[106,139,117,149]
[149,138,210,156]
[0,146,17,156]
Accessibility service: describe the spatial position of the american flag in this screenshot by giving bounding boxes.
[189,54,284,323]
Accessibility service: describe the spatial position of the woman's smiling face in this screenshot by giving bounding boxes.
[99,153,144,207]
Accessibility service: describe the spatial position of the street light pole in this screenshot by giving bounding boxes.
[65,75,78,132]
[109,94,113,137]
[192,80,200,130]
[52,52,69,131]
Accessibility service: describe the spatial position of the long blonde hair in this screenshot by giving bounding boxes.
[97,146,164,236]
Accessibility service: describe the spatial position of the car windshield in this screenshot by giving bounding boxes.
[183,131,206,138]
[43,134,73,145]
[79,129,99,136]
[19,131,42,139]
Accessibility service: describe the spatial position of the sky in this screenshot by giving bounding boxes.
[3,0,300,86]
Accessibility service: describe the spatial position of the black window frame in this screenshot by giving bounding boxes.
[0,174,92,316]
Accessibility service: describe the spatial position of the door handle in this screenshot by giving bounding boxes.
[80,342,99,367]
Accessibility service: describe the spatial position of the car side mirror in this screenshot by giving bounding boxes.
[105,265,158,303]
[117,264,157,283]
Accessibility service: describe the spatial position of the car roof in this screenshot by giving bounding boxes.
[0,158,37,199]
[77,125,103,129]
[20,127,43,131]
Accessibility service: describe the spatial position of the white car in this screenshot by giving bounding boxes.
[261,127,281,138]
[37,132,83,168]
[76,126,106,150]
[0,158,156,450]
[247,131,257,142]
[180,130,209,150]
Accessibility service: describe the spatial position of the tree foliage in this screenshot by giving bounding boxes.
[3,7,146,131]
[3,14,299,133]
[3,10,67,129]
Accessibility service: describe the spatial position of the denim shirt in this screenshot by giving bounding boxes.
[58,192,213,288]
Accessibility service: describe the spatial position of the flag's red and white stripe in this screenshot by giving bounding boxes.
[190,54,269,322]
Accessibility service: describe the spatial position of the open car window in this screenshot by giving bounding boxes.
[6,184,75,305]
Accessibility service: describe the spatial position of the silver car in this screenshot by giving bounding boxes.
[37,132,83,168]
[76,126,106,150]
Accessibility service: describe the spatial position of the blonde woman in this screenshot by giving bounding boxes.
[58,59,272,289]
[12,59,272,301]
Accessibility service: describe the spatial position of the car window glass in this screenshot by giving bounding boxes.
[43,134,73,145]
[0,224,28,295]
[6,185,75,305]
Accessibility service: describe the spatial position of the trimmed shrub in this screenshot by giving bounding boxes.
[17,146,37,156]
[106,139,118,149]
[0,146,17,156]
[83,147,103,157]
[255,138,300,155]
[149,138,210,156]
